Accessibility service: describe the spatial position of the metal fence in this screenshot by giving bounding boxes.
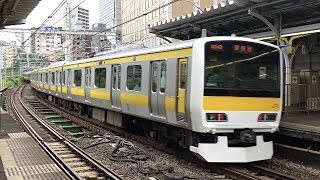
[284,70,320,114]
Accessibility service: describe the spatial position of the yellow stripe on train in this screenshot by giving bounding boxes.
[203,96,281,111]
[90,89,111,100]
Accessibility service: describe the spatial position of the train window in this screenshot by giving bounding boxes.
[40,74,43,83]
[127,65,142,91]
[51,72,55,84]
[45,73,48,83]
[58,71,61,85]
[151,63,158,92]
[62,71,66,85]
[180,63,187,89]
[160,62,166,93]
[95,68,106,88]
[117,66,121,90]
[112,66,117,89]
[74,70,82,87]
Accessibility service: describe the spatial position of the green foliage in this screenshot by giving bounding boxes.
[4,76,23,88]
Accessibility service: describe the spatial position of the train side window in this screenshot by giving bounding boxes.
[45,73,48,83]
[112,66,117,89]
[180,63,187,89]
[160,62,166,93]
[51,72,55,84]
[74,70,82,87]
[62,71,66,85]
[117,66,121,90]
[151,63,158,92]
[95,68,106,88]
[127,65,142,91]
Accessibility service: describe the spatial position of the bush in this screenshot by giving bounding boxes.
[4,76,23,88]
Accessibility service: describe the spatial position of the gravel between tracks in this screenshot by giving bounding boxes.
[75,133,226,180]
[257,155,320,180]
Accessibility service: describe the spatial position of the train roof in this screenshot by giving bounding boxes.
[36,36,278,72]
[37,39,196,71]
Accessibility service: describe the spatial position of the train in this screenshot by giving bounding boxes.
[26,36,283,162]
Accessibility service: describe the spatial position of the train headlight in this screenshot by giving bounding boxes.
[206,113,227,122]
[258,113,277,122]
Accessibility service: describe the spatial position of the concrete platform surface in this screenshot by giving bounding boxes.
[279,112,320,141]
[0,109,69,180]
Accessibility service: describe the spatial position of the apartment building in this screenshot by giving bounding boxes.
[121,0,221,47]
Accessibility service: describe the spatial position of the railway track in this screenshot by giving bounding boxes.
[30,85,301,180]
[9,84,123,180]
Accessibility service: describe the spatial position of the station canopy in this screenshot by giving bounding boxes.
[149,0,320,40]
[0,0,41,28]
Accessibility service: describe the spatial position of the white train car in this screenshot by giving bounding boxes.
[29,36,283,162]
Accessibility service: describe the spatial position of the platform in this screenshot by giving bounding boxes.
[0,108,69,180]
[279,112,320,142]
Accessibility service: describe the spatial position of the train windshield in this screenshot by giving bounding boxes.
[204,41,280,97]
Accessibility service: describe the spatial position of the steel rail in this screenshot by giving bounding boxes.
[12,85,122,180]
[10,84,80,180]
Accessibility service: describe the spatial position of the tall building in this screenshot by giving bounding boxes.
[64,2,90,30]
[121,0,216,47]
[4,41,17,68]
[99,0,122,42]
[91,23,117,53]
[30,27,64,62]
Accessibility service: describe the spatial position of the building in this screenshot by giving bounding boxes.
[64,34,92,61]
[64,2,90,30]
[99,0,122,41]
[30,27,64,62]
[4,41,17,68]
[91,23,117,53]
[121,0,224,47]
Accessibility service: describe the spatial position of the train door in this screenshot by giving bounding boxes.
[111,65,121,109]
[150,61,166,118]
[177,58,187,120]
[85,67,91,102]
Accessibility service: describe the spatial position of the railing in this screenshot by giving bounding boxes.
[284,83,320,114]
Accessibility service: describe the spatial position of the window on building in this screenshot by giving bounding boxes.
[74,70,82,87]
[127,65,142,91]
[94,68,106,88]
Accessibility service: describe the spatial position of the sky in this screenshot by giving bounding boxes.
[0,0,100,42]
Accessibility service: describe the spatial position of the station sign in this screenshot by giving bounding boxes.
[42,27,62,31]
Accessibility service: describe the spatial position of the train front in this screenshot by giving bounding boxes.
[189,37,283,162]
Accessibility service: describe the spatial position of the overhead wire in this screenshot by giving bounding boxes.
[51,0,87,27]
[92,0,185,36]
[22,0,68,45]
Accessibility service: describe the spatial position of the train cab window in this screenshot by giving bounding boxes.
[180,63,187,89]
[160,62,166,93]
[127,65,142,91]
[74,70,82,87]
[94,68,106,88]
[51,72,55,84]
